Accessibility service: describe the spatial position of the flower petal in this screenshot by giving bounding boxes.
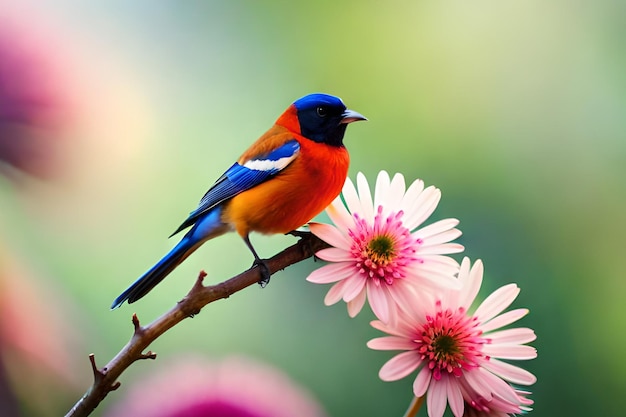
[405,186,441,229]
[486,328,536,345]
[388,280,421,317]
[474,284,520,324]
[417,242,465,256]
[367,280,390,323]
[341,276,367,302]
[325,196,353,231]
[378,351,421,381]
[473,367,520,404]
[399,178,425,225]
[382,173,406,216]
[414,218,460,241]
[482,358,537,385]
[367,336,416,351]
[315,247,354,263]
[405,265,461,291]
[373,170,391,209]
[479,309,529,333]
[422,229,463,249]
[416,256,462,279]
[427,378,448,417]
[413,366,431,397]
[482,344,537,360]
[370,316,417,339]
[347,288,367,317]
[323,280,347,305]
[356,172,374,223]
[306,262,355,284]
[309,223,350,250]
[457,258,482,310]
[446,375,464,417]
[462,368,493,402]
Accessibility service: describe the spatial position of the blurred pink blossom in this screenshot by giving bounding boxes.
[105,355,328,417]
[0,242,84,415]
[0,22,73,180]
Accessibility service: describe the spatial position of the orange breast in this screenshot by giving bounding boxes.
[223,134,349,237]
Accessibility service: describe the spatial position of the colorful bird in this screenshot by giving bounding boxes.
[111,93,366,308]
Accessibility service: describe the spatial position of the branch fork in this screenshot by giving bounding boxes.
[66,232,329,417]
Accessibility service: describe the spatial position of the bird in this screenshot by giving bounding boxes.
[111,93,366,309]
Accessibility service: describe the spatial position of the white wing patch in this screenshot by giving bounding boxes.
[243,152,298,172]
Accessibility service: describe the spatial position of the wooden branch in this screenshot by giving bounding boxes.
[65,232,328,417]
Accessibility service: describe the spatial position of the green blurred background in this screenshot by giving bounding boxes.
[0,1,624,416]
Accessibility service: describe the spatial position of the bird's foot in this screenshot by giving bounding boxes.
[253,258,271,287]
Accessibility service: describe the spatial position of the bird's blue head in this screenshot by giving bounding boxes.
[292,93,366,147]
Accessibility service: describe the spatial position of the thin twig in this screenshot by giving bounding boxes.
[403,395,424,417]
[65,232,328,417]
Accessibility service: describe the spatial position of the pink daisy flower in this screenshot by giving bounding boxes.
[307,171,464,323]
[367,257,537,417]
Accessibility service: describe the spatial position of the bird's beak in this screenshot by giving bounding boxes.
[340,109,367,124]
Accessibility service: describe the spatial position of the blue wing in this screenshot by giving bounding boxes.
[170,139,300,236]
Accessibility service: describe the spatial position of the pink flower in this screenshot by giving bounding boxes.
[307,171,464,323]
[104,355,328,417]
[367,257,537,417]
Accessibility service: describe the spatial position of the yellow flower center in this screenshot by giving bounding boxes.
[366,235,395,265]
[432,334,460,361]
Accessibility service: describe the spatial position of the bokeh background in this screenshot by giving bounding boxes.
[0,1,624,416]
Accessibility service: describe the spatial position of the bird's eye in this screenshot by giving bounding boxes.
[316,106,328,118]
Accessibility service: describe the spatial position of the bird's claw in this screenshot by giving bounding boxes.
[254,258,271,287]
[286,229,311,239]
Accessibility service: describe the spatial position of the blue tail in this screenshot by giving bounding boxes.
[111,207,230,309]
[110,236,197,309]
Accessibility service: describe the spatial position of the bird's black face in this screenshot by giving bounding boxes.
[294,93,366,147]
